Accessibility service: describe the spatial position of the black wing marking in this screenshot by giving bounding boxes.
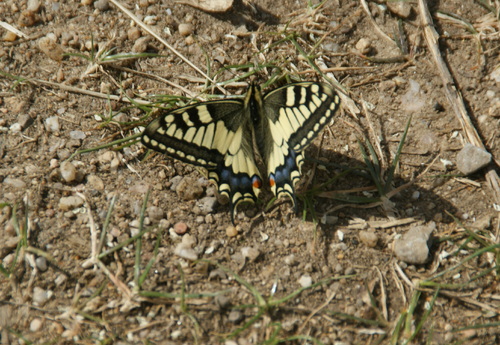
[141,100,263,222]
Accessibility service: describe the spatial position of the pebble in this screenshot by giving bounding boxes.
[44,116,60,132]
[15,116,29,131]
[69,130,86,140]
[456,143,492,175]
[284,254,297,266]
[60,161,77,183]
[176,177,204,201]
[30,318,43,332]
[87,175,104,191]
[9,123,22,132]
[298,275,313,288]
[241,247,260,262]
[174,222,188,235]
[178,23,194,36]
[198,196,218,214]
[94,0,109,11]
[174,234,198,260]
[3,31,17,42]
[27,0,41,12]
[386,1,412,18]
[35,256,48,271]
[33,287,52,305]
[394,222,436,264]
[355,38,372,54]
[58,195,84,211]
[146,206,164,222]
[226,225,239,237]
[214,295,231,310]
[127,27,141,41]
[228,310,243,323]
[3,177,27,189]
[132,36,150,53]
[359,231,378,248]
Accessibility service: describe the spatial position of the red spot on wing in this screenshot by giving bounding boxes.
[269,175,276,187]
[252,176,262,189]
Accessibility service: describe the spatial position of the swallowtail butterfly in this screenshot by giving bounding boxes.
[142,82,340,222]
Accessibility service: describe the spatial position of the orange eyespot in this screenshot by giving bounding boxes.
[269,175,276,187]
[252,176,262,189]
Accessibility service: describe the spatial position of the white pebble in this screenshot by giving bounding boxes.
[44,116,60,132]
[60,161,77,183]
[178,23,194,36]
[298,275,313,288]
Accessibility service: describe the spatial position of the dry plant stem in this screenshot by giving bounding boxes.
[31,78,150,105]
[360,0,397,45]
[109,0,227,95]
[418,0,500,204]
[375,266,388,321]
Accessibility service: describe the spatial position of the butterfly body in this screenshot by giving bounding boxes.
[142,82,340,222]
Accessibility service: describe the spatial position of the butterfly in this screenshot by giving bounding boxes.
[141,82,340,223]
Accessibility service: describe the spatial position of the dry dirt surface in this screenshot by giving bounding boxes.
[1,0,500,344]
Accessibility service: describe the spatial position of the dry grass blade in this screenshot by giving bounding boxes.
[418,0,500,204]
[109,0,227,94]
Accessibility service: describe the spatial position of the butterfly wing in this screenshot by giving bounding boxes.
[259,82,341,204]
[141,99,263,222]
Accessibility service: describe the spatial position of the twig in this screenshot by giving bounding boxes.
[418,0,500,204]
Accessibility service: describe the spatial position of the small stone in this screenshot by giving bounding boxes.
[27,0,41,13]
[69,130,86,140]
[132,36,150,53]
[3,31,17,42]
[386,1,412,18]
[94,0,109,11]
[60,161,77,183]
[241,247,260,262]
[355,38,372,54]
[18,114,33,129]
[33,287,52,305]
[44,116,60,132]
[226,225,239,237]
[35,257,48,272]
[174,222,188,235]
[198,196,217,214]
[228,310,243,323]
[30,318,43,332]
[298,275,313,288]
[284,254,297,266]
[174,247,198,261]
[144,15,157,25]
[456,143,492,175]
[127,27,141,41]
[3,178,27,189]
[58,196,84,211]
[178,23,194,36]
[411,191,420,200]
[147,206,164,222]
[394,222,436,264]
[87,175,104,191]
[214,295,231,310]
[359,231,378,248]
[9,122,23,133]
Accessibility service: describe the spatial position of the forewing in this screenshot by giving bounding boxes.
[261,82,340,202]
